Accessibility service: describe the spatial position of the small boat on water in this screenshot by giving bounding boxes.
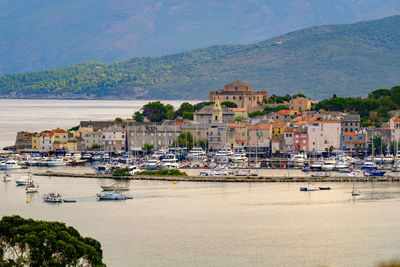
[42,192,63,202]
[352,182,360,196]
[25,182,39,193]
[96,191,131,200]
[15,176,30,186]
[311,173,329,178]
[101,182,129,191]
[300,185,319,191]
[319,186,332,190]
[3,173,11,182]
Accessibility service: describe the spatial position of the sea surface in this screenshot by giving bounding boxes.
[1,166,400,266]
[0,99,197,151]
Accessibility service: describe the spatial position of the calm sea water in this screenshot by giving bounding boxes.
[1,166,400,266]
[0,99,197,151]
[1,99,400,266]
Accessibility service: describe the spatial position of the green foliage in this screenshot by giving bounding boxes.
[142,144,154,151]
[133,111,144,122]
[220,101,238,108]
[316,85,400,124]
[142,101,174,122]
[112,167,131,176]
[175,102,194,119]
[68,125,79,131]
[0,215,104,266]
[194,101,214,111]
[137,169,187,176]
[115,117,123,122]
[248,111,264,118]
[234,115,246,121]
[263,105,289,114]
[91,143,100,150]
[264,94,291,104]
[193,139,208,150]
[172,131,194,149]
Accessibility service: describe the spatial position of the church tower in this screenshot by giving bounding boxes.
[212,98,223,123]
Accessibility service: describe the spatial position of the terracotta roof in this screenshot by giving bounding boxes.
[392,118,400,122]
[308,120,340,124]
[272,122,287,128]
[52,128,67,133]
[294,121,308,126]
[41,132,55,137]
[343,132,357,136]
[292,116,304,122]
[284,128,294,133]
[277,110,292,116]
[247,123,271,130]
[271,139,280,143]
[227,123,246,128]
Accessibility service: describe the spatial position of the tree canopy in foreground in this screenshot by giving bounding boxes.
[0,215,105,266]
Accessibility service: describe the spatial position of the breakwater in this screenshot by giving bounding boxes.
[34,171,400,183]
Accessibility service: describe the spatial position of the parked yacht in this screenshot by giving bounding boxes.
[145,158,160,170]
[310,158,323,171]
[214,147,233,164]
[159,154,180,170]
[47,158,67,167]
[26,181,39,193]
[291,153,307,168]
[321,159,336,171]
[186,147,207,162]
[43,192,63,202]
[392,160,400,172]
[231,149,248,164]
[335,159,350,171]
[97,191,131,200]
[129,165,140,175]
[101,182,129,191]
[15,174,31,186]
[383,154,394,164]
[0,160,21,170]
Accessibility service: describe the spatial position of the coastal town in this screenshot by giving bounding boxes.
[7,80,400,163]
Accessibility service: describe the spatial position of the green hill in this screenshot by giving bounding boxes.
[1,15,400,100]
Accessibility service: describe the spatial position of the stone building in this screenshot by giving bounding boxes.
[209,80,268,109]
[193,99,235,124]
[341,114,360,133]
[103,125,125,152]
[289,97,316,112]
[14,132,36,153]
[226,123,247,148]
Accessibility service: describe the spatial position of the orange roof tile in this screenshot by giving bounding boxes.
[343,132,357,136]
[228,123,246,128]
[41,132,55,137]
[52,128,67,133]
[247,123,271,130]
[272,122,287,128]
[284,128,294,133]
[308,120,340,124]
[277,110,292,116]
[392,118,400,122]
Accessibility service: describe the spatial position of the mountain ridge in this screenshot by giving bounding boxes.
[1,15,400,100]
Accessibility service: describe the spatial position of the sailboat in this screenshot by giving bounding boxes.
[3,162,11,182]
[351,179,360,196]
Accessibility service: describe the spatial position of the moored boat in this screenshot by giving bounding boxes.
[100,182,129,191]
[96,191,130,200]
[42,192,63,202]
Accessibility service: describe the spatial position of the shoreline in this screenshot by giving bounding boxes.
[34,171,400,183]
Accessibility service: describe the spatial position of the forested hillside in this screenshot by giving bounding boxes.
[1,16,400,100]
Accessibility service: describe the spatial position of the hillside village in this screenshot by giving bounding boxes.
[11,80,400,158]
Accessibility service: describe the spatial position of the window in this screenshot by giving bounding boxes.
[302,140,306,144]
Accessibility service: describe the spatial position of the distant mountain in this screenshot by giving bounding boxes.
[1,0,400,74]
[1,15,400,100]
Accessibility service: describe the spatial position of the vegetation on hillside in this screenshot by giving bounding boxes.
[0,16,400,99]
[0,215,104,266]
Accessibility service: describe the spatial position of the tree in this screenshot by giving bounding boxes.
[142,101,171,122]
[172,132,194,149]
[0,215,105,266]
[194,101,214,111]
[91,143,100,150]
[115,117,123,122]
[182,111,193,120]
[234,115,246,121]
[220,101,238,108]
[175,102,194,118]
[165,104,175,120]
[142,144,154,151]
[133,111,144,122]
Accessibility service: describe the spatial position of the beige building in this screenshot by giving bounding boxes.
[226,123,247,148]
[247,123,272,147]
[194,99,235,124]
[289,97,316,112]
[209,80,268,109]
[103,125,125,152]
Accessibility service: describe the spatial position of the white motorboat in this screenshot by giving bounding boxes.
[291,153,307,167]
[392,160,400,172]
[129,165,140,175]
[97,191,131,200]
[340,170,364,177]
[383,154,394,164]
[214,147,233,164]
[145,158,160,170]
[231,149,248,164]
[47,158,67,167]
[311,172,329,178]
[15,176,30,186]
[159,154,179,170]
[100,182,129,191]
[43,192,63,202]
[310,159,323,171]
[1,160,21,170]
[300,185,319,191]
[186,147,207,162]
[26,182,39,193]
[321,159,336,171]
[335,159,350,171]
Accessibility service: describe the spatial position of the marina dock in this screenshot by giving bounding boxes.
[34,171,400,183]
